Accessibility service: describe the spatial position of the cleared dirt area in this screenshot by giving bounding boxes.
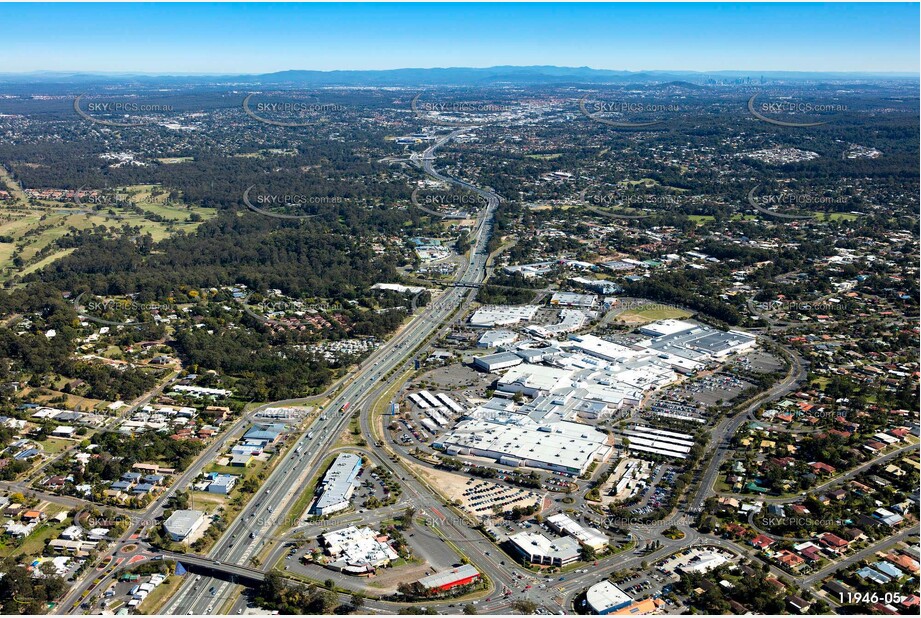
[407,460,543,517]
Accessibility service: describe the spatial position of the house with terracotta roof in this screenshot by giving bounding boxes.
[818,532,849,554]
[723,522,747,538]
[750,534,775,550]
[809,461,836,475]
[21,509,45,522]
[885,552,920,574]
[777,550,805,570]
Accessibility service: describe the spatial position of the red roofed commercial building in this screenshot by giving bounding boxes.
[417,565,480,592]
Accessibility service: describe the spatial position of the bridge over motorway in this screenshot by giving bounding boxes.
[160,552,266,586]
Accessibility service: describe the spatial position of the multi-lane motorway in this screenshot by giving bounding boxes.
[161,127,499,615]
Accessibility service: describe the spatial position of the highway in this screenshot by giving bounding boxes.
[162,126,500,615]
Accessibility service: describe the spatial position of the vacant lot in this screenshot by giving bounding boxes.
[618,304,693,324]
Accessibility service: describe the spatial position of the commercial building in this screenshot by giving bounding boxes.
[417,565,481,592]
[509,531,581,567]
[637,322,757,359]
[171,385,232,398]
[312,453,363,516]
[435,416,612,475]
[163,510,207,543]
[585,580,633,614]
[550,292,597,309]
[624,425,695,460]
[676,551,729,574]
[469,305,540,328]
[473,351,523,373]
[546,513,609,552]
[477,329,519,348]
[321,526,399,573]
[638,319,697,337]
[243,423,286,445]
[207,474,238,495]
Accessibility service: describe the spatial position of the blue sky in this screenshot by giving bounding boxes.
[1,3,917,74]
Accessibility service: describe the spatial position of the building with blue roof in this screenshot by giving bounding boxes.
[873,561,905,579]
[856,567,890,585]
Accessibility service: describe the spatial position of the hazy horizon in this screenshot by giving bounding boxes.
[1,3,918,74]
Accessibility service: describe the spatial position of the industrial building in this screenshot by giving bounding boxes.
[585,580,634,614]
[312,452,363,516]
[417,565,481,592]
[163,510,207,543]
[509,531,581,566]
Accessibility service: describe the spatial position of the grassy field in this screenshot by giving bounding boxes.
[0,182,216,283]
[820,212,861,221]
[0,519,69,558]
[525,153,561,160]
[37,437,75,455]
[618,305,693,324]
[138,574,183,614]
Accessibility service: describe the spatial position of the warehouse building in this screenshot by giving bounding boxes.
[163,510,207,543]
[312,453,363,516]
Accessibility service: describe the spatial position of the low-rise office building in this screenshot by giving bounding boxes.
[509,531,581,567]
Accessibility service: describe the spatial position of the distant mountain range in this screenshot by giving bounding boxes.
[0,65,916,86]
